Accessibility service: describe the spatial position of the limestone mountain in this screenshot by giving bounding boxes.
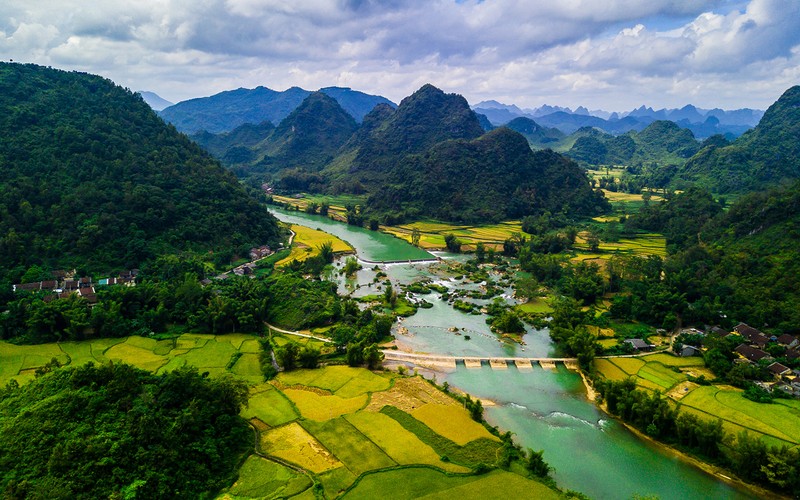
[565,120,699,167]
[190,83,609,224]
[0,63,282,279]
[503,117,565,148]
[679,86,800,193]
[192,92,359,188]
[160,85,394,134]
[362,126,610,224]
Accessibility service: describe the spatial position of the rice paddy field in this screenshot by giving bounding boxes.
[383,220,524,251]
[271,194,365,220]
[595,352,800,448]
[275,224,354,267]
[0,336,556,498]
[677,386,800,447]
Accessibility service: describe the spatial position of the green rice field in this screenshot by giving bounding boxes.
[0,335,569,499]
[678,386,800,446]
[343,467,560,500]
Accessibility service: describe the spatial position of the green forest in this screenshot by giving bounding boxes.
[0,63,282,283]
[0,363,250,499]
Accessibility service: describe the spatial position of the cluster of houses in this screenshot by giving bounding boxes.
[211,245,276,282]
[11,270,138,305]
[730,323,800,397]
[623,323,800,397]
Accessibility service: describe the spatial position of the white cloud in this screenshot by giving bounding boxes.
[0,0,796,110]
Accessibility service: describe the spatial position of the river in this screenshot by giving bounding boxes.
[269,207,753,500]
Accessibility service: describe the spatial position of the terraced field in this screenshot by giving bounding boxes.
[678,386,800,447]
[0,336,561,498]
[595,352,800,447]
[595,354,691,392]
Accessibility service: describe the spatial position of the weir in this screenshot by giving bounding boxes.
[382,350,578,371]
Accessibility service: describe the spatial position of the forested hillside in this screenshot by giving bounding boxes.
[192,92,358,187]
[679,85,800,193]
[566,120,699,167]
[616,182,800,334]
[0,63,282,281]
[191,83,608,225]
[366,127,609,223]
[0,363,249,499]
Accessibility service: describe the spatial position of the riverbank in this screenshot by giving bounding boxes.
[576,370,783,500]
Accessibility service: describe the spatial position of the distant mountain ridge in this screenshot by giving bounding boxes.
[472,100,763,139]
[160,86,395,134]
[137,91,173,111]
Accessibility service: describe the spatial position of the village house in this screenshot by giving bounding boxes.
[777,334,799,349]
[624,338,654,352]
[732,322,769,348]
[249,245,272,260]
[678,345,702,357]
[767,362,791,381]
[734,344,772,363]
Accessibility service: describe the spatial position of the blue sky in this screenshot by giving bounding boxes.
[1,0,798,111]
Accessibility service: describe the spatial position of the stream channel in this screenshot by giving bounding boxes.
[270,207,753,500]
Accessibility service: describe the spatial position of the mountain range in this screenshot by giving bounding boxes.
[159,86,395,134]
[194,83,609,223]
[472,101,763,139]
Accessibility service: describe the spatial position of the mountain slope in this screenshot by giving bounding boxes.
[264,92,358,169]
[160,86,394,134]
[504,117,564,148]
[347,84,485,178]
[137,91,173,111]
[0,63,282,277]
[679,86,800,193]
[364,127,609,223]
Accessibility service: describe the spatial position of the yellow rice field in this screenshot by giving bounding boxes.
[261,422,342,473]
[411,403,499,446]
[276,224,354,266]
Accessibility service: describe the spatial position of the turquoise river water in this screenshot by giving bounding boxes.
[269,208,754,500]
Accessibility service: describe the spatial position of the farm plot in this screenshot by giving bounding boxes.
[301,417,396,475]
[411,404,498,446]
[223,455,311,499]
[610,357,646,374]
[643,353,706,367]
[318,466,358,499]
[230,353,263,383]
[365,376,455,412]
[261,422,341,473]
[241,384,298,427]
[637,363,684,390]
[278,365,392,397]
[595,359,629,381]
[679,386,799,445]
[335,369,393,398]
[283,388,367,421]
[279,365,360,393]
[344,467,559,500]
[276,224,353,267]
[104,339,168,372]
[419,469,561,500]
[176,337,237,374]
[345,412,468,473]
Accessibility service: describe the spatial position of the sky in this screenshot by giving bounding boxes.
[1,0,799,111]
